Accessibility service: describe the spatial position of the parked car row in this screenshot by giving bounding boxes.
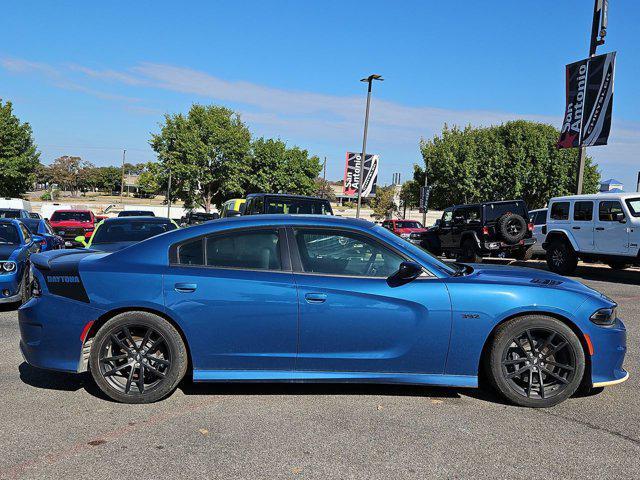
[384,191,640,276]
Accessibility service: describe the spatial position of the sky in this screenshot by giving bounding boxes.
[2,1,639,191]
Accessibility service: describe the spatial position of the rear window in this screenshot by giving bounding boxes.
[573,201,593,221]
[626,198,640,217]
[92,220,176,244]
[0,209,21,218]
[529,210,547,225]
[265,198,333,215]
[550,202,570,220]
[51,211,92,222]
[483,202,527,222]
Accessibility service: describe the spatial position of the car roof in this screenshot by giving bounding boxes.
[53,209,92,213]
[245,193,330,201]
[550,192,639,202]
[528,208,547,213]
[101,216,172,224]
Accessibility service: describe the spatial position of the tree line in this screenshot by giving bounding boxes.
[1,98,601,213]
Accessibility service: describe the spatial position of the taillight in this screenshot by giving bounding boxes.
[528,223,534,232]
[31,276,41,297]
[482,226,489,235]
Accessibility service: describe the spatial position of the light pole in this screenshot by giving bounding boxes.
[356,74,383,218]
[576,0,608,194]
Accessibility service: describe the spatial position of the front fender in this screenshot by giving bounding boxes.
[545,228,579,251]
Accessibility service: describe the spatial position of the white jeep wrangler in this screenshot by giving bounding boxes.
[543,193,640,274]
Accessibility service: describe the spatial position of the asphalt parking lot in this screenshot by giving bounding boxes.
[0,260,638,480]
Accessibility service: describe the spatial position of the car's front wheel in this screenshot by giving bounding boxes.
[486,315,585,407]
[89,311,188,404]
[458,238,482,263]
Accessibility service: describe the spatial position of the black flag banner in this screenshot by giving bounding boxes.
[343,152,379,197]
[558,51,616,149]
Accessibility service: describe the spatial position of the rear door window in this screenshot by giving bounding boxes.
[573,201,594,221]
[206,230,281,270]
[550,202,570,220]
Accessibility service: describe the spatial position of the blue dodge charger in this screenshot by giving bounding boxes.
[19,215,627,407]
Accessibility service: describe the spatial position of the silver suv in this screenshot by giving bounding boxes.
[543,193,640,274]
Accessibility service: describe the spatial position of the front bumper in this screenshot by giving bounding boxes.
[589,318,628,388]
[0,272,20,303]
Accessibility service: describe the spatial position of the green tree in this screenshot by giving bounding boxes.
[0,100,40,197]
[49,156,94,196]
[370,185,398,220]
[150,104,251,212]
[138,163,161,196]
[416,121,600,210]
[244,137,322,196]
[399,180,420,217]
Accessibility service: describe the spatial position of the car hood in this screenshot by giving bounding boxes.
[464,263,601,298]
[0,244,19,261]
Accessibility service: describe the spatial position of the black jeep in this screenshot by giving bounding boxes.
[413,200,535,262]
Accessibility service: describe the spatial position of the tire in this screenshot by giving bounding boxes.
[546,240,578,275]
[497,213,527,243]
[458,238,482,263]
[89,311,188,404]
[486,315,585,408]
[606,261,631,270]
[513,246,534,261]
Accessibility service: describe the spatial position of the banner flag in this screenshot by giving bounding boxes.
[343,152,379,197]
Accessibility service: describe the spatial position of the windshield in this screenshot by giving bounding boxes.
[51,211,92,222]
[20,219,40,233]
[0,224,20,244]
[92,220,176,244]
[372,225,456,276]
[395,221,423,229]
[0,210,21,219]
[626,198,640,217]
[265,198,333,215]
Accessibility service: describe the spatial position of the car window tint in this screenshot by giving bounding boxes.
[0,224,20,244]
[294,229,403,278]
[0,210,21,218]
[92,221,176,244]
[19,224,31,243]
[599,201,624,222]
[484,202,527,222]
[178,238,204,265]
[50,211,92,222]
[573,201,593,221]
[550,202,570,220]
[204,230,281,270]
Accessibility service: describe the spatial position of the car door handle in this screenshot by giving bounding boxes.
[305,293,327,304]
[572,226,581,230]
[174,283,197,293]
[595,227,605,231]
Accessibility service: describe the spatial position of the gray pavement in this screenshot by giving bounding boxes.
[0,260,638,479]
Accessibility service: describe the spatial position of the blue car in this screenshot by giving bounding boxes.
[19,215,627,407]
[20,218,65,252]
[0,219,43,305]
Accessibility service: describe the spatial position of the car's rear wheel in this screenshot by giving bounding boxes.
[486,315,585,408]
[458,238,482,263]
[89,311,188,404]
[546,240,578,275]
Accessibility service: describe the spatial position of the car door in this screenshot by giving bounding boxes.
[164,227,299,372]
[595,200,629,254]
[450,207,467,248]
[571,201,595,252]
[290,227,452,374]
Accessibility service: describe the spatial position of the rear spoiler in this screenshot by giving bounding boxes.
[30,249,102,271]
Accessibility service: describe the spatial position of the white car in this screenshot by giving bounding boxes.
[528,208,547,257]
[543,192,640,274]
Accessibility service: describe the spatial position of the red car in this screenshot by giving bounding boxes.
[49,209,97,247]
[381,219,428,239]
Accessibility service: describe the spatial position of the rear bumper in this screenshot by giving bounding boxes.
[18,295,104,373]
[481,237,536,252]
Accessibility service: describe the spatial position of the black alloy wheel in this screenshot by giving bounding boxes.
[487,315,585,407]
[89,312,188,403]
[458,238,481,263]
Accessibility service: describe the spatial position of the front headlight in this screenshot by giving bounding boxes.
[1,261,16,272]
[590,307,617,326]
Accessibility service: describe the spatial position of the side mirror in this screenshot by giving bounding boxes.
[615,212,626,223]
[387,261,423,287]
[31,234,44,244]
[75,235,88,247]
